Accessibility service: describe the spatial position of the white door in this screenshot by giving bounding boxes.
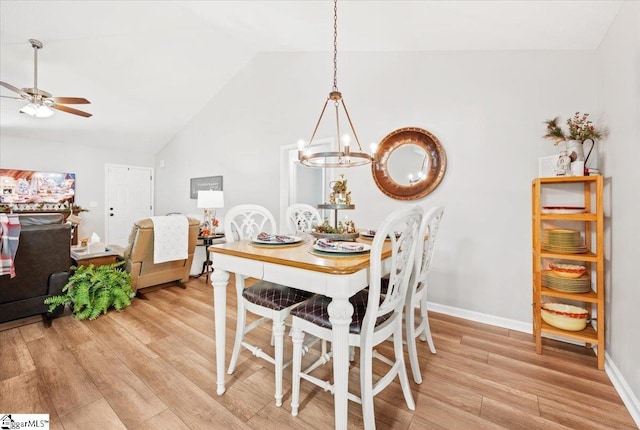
[105,164,153,247]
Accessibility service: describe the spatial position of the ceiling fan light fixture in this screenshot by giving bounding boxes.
[20,102,54,118]
[1,39,92,118]
[298,0,372,169]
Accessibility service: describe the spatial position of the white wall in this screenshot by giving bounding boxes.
[598,0,640,415]
[156,49,597,324]
[0,136,154,239]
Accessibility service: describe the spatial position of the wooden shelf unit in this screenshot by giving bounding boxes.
[531,175,605,369]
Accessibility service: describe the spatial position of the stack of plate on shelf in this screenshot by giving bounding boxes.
[541,270,591,293]
[542,229,588,253]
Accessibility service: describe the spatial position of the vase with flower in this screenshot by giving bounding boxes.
[543,112,607,175]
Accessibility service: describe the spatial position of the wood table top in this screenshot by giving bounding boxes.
[209,235,391,275]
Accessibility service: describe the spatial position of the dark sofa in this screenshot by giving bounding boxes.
[0,213,71,325]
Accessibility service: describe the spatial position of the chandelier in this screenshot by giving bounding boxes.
[298,0,372,168]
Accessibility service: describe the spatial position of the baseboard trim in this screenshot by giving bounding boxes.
[427,302,532,334]
[605,352,640,428]
[427,301,640,428]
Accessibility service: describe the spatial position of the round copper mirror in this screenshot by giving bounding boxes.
[372,127,446,200]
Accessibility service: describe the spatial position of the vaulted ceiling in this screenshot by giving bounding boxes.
[0,1,622,153]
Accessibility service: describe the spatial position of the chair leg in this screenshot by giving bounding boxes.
[228,305,246,375]
[419,294,436,354]
[394,325,416,411]
[273,318,286,407]
[405,304,422,384]
[360,345,376,430]
[290,327,305,417]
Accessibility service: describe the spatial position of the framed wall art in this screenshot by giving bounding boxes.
[0,168,76,205]
[190,175,223,199]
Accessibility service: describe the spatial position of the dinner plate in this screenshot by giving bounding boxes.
[312,242,371,254]
[252,235,302,245]
[359,230,400,239]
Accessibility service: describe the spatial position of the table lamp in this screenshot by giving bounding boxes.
[197,190,224,236]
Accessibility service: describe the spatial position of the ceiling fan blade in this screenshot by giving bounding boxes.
[52,103,92,118]
[1,81,29,97]
[0,95,24,100]
[51,97,90,104]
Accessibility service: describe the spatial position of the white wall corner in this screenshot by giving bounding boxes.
[605,352,640,429]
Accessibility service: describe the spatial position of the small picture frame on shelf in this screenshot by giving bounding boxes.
[538,154,561,178]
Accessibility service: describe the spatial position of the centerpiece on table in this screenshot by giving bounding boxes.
[311,218,358,241]
[542,112,607,176]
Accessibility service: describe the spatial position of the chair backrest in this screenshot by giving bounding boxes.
[285,204,322,234]
[410,206,445,298]
[123,215,200,291]
[363,205,423,340]
[224,204,277,243]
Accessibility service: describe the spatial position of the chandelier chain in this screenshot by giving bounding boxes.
[333,0,338,92]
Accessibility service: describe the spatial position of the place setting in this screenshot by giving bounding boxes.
[308,238,371,258]
[249,232,305,248]
[359,229,402,240]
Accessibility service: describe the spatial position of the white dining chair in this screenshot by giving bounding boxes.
[404,205,444,384]
[224,204,314,406]
[289,205,423,429]
[285,203,322,234]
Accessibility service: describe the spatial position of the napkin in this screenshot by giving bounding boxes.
[316,239,365,252]
[88,232,106,253]
[256,232,295,243]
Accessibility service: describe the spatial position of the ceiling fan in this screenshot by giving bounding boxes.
[0,39,92,118]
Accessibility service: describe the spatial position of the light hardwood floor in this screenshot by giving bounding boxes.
[1,276,636,430]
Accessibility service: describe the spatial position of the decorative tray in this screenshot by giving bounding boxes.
[310,231,359,241]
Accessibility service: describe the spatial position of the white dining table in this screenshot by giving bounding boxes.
[208,236,391,430]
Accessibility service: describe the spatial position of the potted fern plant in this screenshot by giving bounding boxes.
[45,261,135,320]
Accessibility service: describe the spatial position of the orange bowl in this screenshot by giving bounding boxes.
[541,303,588,331]
[549,263,586,279]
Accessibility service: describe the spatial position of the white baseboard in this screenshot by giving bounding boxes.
[605,352,640,428]
[428,302,532,333]
[427,301,640,429]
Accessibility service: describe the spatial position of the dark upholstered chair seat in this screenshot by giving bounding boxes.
[380,274,390,295]
[291,291,391,334]
[242,281,315,311]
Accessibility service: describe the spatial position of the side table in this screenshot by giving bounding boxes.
[196,234,225,282]
[71,246,121,268]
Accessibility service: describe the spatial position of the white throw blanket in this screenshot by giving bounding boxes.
[150,215,189,263]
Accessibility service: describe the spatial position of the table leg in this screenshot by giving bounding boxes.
[211,268,230,395]
[327,297,354,430]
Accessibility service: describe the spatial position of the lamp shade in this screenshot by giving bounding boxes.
[20,102,54,118]
[197,190,224,209]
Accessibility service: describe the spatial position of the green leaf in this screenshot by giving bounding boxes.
[44,260,134,320]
